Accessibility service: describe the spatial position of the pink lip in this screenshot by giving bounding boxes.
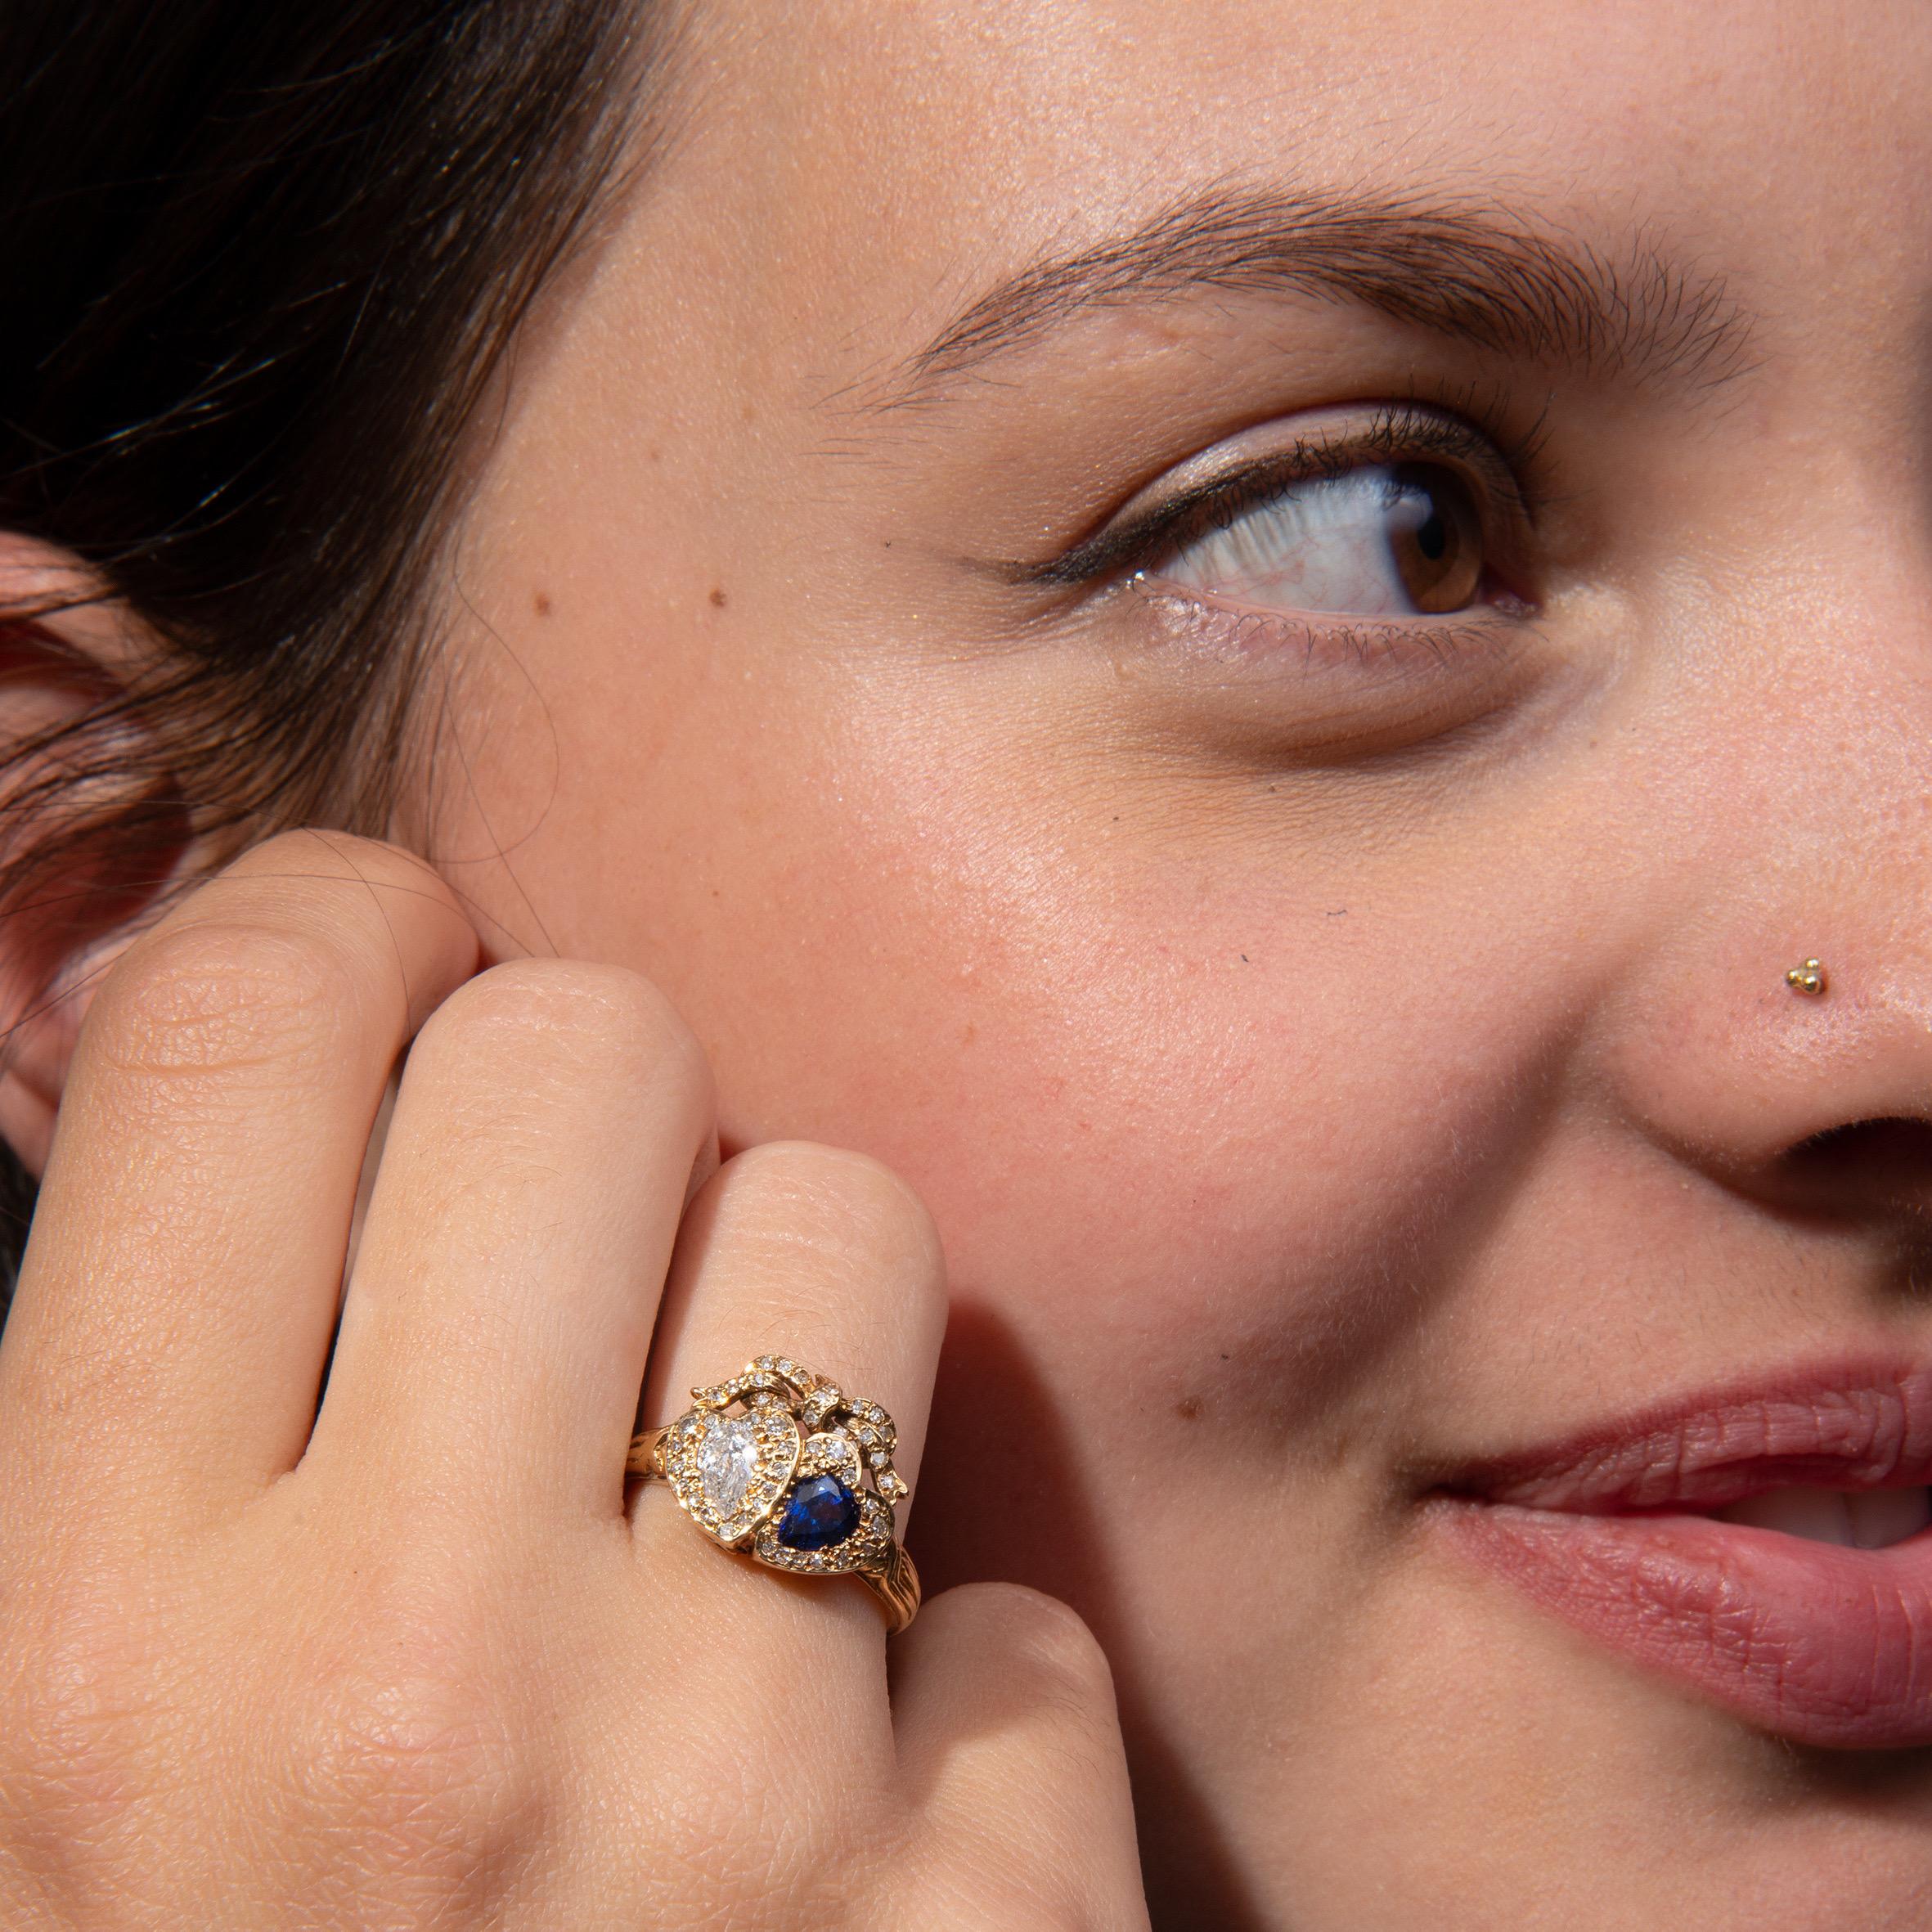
[1434,1363,1932,1750]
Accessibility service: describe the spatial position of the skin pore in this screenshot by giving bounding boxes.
[384,1,1930,1925]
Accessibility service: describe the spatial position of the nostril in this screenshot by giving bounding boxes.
[1783,1117,1932,1222]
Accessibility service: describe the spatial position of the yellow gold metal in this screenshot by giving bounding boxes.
[628,1356,921,1633]
[1786,958,1827,996]
[627,1423,673,1479]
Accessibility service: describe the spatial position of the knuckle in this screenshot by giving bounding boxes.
[278,1595,534,1903]
[1028,1907,1117,1932]
[245,827,443,885]
[609,1699,887,1917]
[639,1776,796,1915]
[87,917,362,1081]
[294,1673,514,1832]
[81,832,474,1089]
[218,830,470,950]
[631,1754,884,1932]
[422,959,712,1103]
[721,1141,946,1288]
[231,827,417,882]
[912,1869,1108,1932]
[0,1581,161,1890]
[1001,1909,1119,1932]
[955,1584,1118,1712]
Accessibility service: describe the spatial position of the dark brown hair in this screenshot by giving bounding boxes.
[0,2,663,1298]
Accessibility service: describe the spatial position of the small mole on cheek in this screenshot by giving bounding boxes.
[532,591,552,618]
[709,586,728,609]
[1175,1396,1203,1422]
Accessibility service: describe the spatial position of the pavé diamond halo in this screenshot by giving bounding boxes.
[627,1357,921,1632]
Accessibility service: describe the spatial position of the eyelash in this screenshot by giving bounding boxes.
[1026,400,1540,604]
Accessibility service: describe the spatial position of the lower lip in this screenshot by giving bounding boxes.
[1440,1501,1932,1750]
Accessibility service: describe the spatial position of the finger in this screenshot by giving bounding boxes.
[894,1583,1151,1931]
[635,1139,947,1651]
[308,959,714,1519]
[0,833,479,1521]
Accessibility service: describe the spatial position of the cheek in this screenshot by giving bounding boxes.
[472,610,1593,1436]
[683,761,1568,1436]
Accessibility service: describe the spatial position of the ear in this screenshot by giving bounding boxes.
[0,537,192,1177]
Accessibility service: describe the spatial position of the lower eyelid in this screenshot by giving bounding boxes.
[1101,583,1550,763]
[1130,573,1508,671]
[1120,579,1567,756]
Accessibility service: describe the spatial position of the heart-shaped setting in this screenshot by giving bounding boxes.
[663,1407,800,1546]
[649,1359,909,1593]
[754,1484,894,1577]
[775,1474,863,1551]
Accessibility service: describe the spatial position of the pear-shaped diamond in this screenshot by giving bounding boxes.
[694,1414,762,1513]
[663,1404,799,1545]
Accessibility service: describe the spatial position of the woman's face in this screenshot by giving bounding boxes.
[434,3,1932,1923]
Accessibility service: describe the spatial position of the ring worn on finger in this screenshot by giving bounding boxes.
[628,1356,921,1633]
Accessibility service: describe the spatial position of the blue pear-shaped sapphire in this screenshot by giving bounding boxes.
[775,1474,862,1552]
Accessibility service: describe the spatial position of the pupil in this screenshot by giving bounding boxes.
[1390,465,1481,613]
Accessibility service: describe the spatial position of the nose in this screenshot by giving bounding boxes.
[1602,913,1932,1224]
[1589,563,1932,1229]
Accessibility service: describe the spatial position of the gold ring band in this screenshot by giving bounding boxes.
[628,1356,921,1633]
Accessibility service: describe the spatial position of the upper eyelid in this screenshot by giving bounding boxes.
[1014,403,1534,591]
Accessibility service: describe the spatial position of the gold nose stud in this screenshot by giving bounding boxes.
[1786,958,1827,997]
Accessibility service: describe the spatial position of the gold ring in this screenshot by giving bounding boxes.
[627,1355,921,1633]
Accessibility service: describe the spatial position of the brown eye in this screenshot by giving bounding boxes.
[1386,463,1484,613]
[1150,460,1492,620]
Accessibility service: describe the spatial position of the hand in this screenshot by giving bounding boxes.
[0,833,1149,1930]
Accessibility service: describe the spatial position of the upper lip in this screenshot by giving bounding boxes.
[1434,1360,1932,1514]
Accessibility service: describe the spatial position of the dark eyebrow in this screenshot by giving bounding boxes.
[881,184,1755,405]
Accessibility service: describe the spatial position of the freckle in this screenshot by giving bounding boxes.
[532,591,553,617]
[1240,954,1249,963]
[709,586,728,609]
[1175,1396,1202,1421]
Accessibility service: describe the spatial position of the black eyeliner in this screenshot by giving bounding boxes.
[1008,402,1534,594]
